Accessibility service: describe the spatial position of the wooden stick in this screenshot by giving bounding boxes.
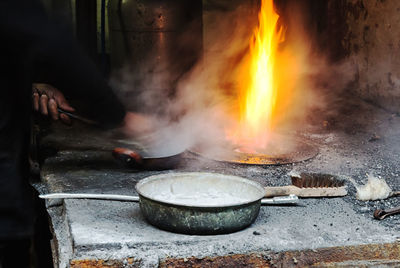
[264,186,347,197]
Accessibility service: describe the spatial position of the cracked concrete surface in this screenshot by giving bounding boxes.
[62,198,396,266]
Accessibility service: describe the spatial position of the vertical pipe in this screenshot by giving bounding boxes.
[100,0,106,74]
[116,0,131,58]
[71,0,76,36]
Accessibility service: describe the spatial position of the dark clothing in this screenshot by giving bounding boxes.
[0,0,126,240]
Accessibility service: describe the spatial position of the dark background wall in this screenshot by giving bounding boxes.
[41,0,400,113]
[341,0,400,113]
[309,0,400,113]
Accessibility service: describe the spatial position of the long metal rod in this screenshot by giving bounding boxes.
[57,108,98,125]
[40,193,299,205]
[39,193,140,202]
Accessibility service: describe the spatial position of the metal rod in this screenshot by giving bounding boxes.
[39,193,140,202]
[40,193,299,205]
[57,108,98,125]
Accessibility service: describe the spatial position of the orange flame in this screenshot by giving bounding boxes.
[242,0,284,130]
[227,0,296,151]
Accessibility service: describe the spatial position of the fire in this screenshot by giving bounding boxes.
[242,0,283,131]
[227,0,296,151]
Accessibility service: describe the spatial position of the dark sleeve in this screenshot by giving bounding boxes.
[0,0,126,127]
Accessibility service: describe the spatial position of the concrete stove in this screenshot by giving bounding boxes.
[35,100,400,267]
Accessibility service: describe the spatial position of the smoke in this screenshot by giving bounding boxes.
[111,0,358,156]
[273,0,357,132]
[157,2,261,154]
[109,56,175,115]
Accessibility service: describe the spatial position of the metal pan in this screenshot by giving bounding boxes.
[112,147,184,170]
[40,172,298,235]
[57,108,183,170]
[136,172,266,234]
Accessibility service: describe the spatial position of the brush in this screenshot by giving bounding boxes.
[264,173,347,198]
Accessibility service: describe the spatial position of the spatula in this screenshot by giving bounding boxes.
[264,173,347,197]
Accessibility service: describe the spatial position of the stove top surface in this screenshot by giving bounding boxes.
[191,135,319,165]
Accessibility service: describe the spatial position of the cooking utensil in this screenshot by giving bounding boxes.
[40,172,299,234]
[373,206,400,220]
[39,193,298,205]
[57,108,98,125]
[112,147,183,170]
[264,173,347,197]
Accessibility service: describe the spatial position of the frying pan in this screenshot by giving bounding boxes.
[56,109,183,170]
[136,172,266,234]
[112,147,184,170]
[112,125,189,170]
[40,172,298,234]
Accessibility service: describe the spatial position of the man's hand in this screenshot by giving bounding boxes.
[32,83,75,124]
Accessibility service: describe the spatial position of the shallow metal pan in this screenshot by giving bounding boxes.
[40,172,298,235]
[135,172,266,234]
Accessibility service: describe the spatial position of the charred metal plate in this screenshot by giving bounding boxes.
[190,135,318,165]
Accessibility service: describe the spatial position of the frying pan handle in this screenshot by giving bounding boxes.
[39,193,140,202]
[112,147,143,166]
[261,194,299,205]
[57,108,98,125]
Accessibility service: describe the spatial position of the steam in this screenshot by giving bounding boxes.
[111,1,358,155]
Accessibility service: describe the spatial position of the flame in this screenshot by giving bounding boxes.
[243,0,283,130]
[227,0,297,151]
